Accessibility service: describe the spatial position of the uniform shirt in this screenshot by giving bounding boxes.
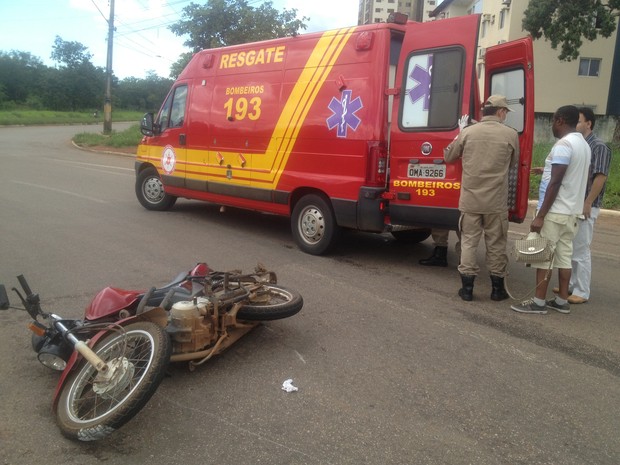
[585,132,612,208]
[444,115,519,214]
[537,132,591,215]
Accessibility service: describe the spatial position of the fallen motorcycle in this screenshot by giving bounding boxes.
[0,263,302,441]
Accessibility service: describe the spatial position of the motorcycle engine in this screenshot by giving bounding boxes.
[168,299,214,354]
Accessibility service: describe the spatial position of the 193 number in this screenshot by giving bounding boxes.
[224,97,262,121]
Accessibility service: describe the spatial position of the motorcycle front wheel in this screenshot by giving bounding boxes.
[237,284,303,321]
[55,321,171,441]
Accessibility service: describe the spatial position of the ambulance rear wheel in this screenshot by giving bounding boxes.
[291,194,341,255]
[136,167,177,211]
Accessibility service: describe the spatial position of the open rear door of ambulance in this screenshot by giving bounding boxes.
[388,15,481,230]
[484,37,535,223]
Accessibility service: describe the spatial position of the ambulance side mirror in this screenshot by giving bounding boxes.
[141,112,159,137]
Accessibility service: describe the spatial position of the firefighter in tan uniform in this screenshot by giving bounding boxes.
[444,95,519,301]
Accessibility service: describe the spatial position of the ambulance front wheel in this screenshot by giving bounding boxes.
[136,167,177,211]
[291,194,341,255]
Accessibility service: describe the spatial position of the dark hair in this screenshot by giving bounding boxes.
[578,106,596,130]
[554,105,579,128]
[482,106,499,116]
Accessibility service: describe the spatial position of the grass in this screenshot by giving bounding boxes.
[73,124,143,149]
[0,110,143,126]
[530,142,620,210]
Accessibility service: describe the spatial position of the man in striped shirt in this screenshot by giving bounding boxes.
[560,107,612,304]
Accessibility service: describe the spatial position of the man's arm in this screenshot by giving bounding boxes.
[583,173,608,218]
[444,134,464,163]
[511,132,520,168]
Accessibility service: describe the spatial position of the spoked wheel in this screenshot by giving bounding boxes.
[237,284,303,321]
[55,321,171,441]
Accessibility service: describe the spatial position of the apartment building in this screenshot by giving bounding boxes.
[429,0,620,116]
[358,0,438,24]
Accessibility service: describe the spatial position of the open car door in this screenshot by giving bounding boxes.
[484,37,535,223]
[388,14,481,230]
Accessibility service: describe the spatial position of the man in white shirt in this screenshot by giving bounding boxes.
[511,105,591,315]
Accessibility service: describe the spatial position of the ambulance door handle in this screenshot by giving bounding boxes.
[179,134,186,145]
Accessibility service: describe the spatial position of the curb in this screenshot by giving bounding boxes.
[71,140,135,157]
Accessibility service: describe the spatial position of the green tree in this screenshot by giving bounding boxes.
[170,0,308,52]
[51,36,94,68]
[45,37,105,111]
[169,52,194,80]
[523,0,620,61]
[0,51,46,106]
[115,73,174,111]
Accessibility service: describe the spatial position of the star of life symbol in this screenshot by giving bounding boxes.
[162,145,176,174]
[408,54,433,111]
[327,89,363,138]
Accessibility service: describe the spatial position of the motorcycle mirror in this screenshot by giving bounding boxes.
[0,285,10,310]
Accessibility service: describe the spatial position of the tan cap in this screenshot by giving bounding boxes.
[484,95,513,111]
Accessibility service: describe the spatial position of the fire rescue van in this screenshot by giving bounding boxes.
[136,13,534,255]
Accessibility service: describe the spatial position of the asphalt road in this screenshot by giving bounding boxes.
[1,124,619,465]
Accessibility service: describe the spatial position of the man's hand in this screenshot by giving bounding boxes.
[458,114,469,132]
[530,216,544,233]
[583,201,593,219]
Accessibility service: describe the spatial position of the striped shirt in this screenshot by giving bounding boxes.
[585,132,612,208]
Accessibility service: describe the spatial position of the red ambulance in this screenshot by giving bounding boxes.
[136,14,534,255]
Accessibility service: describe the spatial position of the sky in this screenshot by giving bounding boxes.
[0,0,359,80]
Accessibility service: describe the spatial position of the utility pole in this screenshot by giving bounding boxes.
[103,0,115,134]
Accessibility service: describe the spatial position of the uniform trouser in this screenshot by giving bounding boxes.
[569,208,599,299]
[431,229,462,256]
[457,212,509,277]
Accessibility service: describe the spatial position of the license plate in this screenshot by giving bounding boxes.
[407,164,446,179]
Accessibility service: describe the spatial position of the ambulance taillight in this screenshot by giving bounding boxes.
[367,142,387,187]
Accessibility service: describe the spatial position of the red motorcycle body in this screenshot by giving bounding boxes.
[53,262,210,408]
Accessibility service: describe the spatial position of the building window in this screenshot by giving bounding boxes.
[388,0,395,3]
[481,20,486,37]
[578,58,601,77]
[374,18,382,22]
[499,9,506,29]
[388,9,395,13]
[376,8,382,12]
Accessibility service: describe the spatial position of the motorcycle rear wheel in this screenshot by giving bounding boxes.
[237,284,303,321]
[55,321,171,441]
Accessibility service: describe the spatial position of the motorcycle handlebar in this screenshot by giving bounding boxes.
[136,287,156,315]
[17,275,33,297]
[160,288,176,311]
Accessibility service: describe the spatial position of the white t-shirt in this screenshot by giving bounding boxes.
[537,132,591,215]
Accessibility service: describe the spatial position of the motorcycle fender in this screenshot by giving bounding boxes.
[51,307,169,411]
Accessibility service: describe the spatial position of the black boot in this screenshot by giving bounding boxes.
[490,275,509,301]
[419,246,448,267]
[458,274,475,301]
